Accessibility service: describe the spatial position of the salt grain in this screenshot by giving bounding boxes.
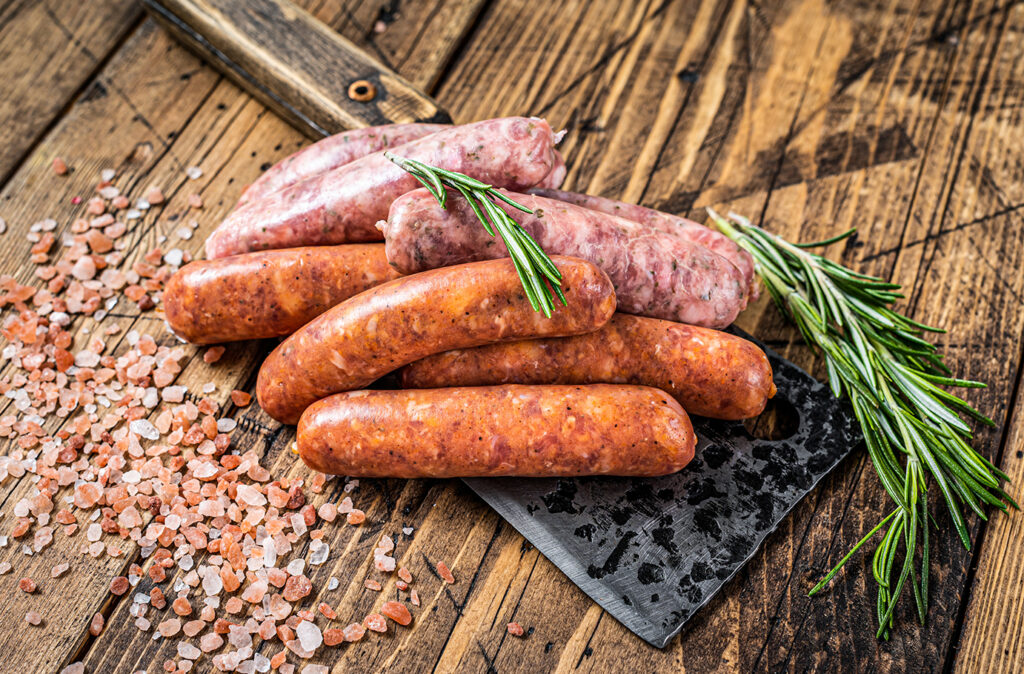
[186,166,203,179]
[309,539,328,565]
[178,642,201,659]
[295,620,323,652]
[129,419,160,440]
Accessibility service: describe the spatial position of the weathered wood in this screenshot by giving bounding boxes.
[143,0,451,136]
[0,0,143,184]
[1,0,1023,672]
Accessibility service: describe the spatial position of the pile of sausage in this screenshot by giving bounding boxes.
[163,117,776,479]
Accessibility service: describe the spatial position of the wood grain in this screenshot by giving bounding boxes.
[0,0,143,183]
[0,0,1023,672]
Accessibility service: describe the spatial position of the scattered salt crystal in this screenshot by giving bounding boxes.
[136,198,150,210]
[217,418,237,433]
[129,419,160,440]
[176,226,193,240]
[295,620,323,651]
[74,350,100,368]
[202,571,223,596]
[86,523,102,542]
[327,577,339,591]
[309,539,328,565]
[142,388,159,409]
[99,186,119,200]
[0,218,6,234]
[164,248,184,267]
[161,386,187,403]
[302,666,328,674]
[178,642,201,659]
[290,513,307,536]
[254,653,271,673]
[125,208,141,220]
[100,168,116,182]
[402,527,414,536]
[60,663,84,674]
[236,484,266,506]
[286,559,305,576]
[202,382,216,393]
[229,624,251,649]
[135,617,151,631]
[186,166,203,179]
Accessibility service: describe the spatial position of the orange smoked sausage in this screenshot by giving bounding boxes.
[163,245,401,344]
[297,385,696,478]
[402,314,775,420]
[256,256,616,424]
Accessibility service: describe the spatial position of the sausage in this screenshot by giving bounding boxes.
[378,188,749,328]
[236,123,448,207]
[206,117,562,259]
[163,245,401,344]
[530,187,758,297]
[256,256,616,424]
[535,149,566,189]
[297,384,696,478]
[402,314,775,420]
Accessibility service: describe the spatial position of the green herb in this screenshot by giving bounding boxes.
[707,208,1014,639]
[384,153,564,316]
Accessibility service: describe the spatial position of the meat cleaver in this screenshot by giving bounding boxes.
[143,0,862,648]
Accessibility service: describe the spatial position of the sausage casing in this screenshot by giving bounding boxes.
[256,256,616,423]
[206,117,561,258]
[297,385,696,478]
[529,187,758,297]
[402,314,775,420]
[163,245,401,344]
[379,188,749,328]
[236,123,449,207]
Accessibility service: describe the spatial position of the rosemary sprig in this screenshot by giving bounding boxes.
[707,208,1015,638]
[385,153,565,316]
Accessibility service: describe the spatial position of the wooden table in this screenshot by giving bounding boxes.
[1,0,1022,671]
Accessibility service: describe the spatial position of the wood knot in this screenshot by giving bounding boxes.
[348,80,377,102]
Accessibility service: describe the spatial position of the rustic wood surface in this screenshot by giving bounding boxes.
[0,0,1022,672]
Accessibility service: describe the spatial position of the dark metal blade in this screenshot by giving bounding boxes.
[464,330,861,648]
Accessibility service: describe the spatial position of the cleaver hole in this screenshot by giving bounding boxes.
[743,396,799,440]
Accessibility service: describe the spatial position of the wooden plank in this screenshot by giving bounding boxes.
[0,0,143,184]
[945,1,1024,669]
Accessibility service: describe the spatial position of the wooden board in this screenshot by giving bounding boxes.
[0,0,1022,672]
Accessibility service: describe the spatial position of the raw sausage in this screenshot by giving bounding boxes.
[378,188,749,328]
[297,385,696,478]
[236,123,448,207]
[206,117,562,258]
[530,187,757,297]
[536,150,566,189]
[163,245,401,344]
[256,256,616,423]
[402,314,775,420]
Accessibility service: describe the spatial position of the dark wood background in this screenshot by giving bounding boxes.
[1,0,1022,672]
